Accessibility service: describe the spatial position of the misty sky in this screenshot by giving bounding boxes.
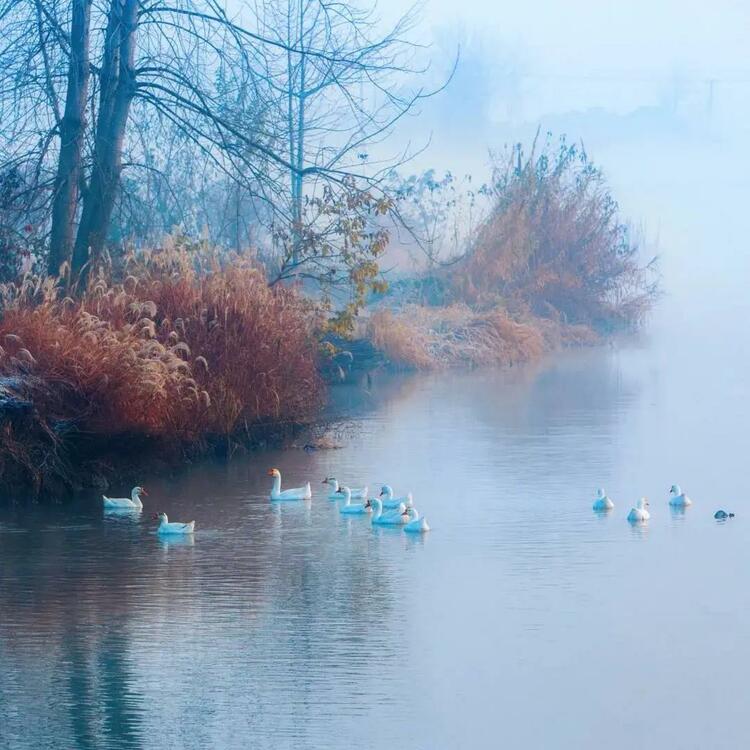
[378,0,750,130]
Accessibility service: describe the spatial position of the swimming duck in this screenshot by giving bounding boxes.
[336,486,372,515]
[669,484,692,508]
[323,477,367,500]
[152,512,195,535]
[627,497,650,523]
[370,498,408,526]
[268,468,312,501]
[402,506,430,533]
[103,486,146,510]
[378,485,414,510]
[714,510,735,520]
[592,488,614,511]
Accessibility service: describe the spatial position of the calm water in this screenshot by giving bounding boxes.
[3,341,750,749]
[3,147,750,749]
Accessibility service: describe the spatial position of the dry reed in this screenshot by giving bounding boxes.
[0,248,323,496]
[366,305,546,370]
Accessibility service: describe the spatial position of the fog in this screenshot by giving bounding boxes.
[369,0,750,333]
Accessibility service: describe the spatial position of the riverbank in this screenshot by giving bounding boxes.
[0,249,325,502]
[365,304,598,370]
[0,140,657,502]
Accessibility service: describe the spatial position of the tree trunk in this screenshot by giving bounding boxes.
[72,0,138,284]
[47,0,92,277]
[287,3,306,266]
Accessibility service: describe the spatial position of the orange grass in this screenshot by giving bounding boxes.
[0,249,323,495]
[366,305,547,370]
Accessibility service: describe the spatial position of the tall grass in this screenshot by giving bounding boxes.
[0,248,323,496]
[452,136,657,330]
[367,305,548,370]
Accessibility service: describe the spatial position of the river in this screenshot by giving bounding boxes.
[2,139,750,748]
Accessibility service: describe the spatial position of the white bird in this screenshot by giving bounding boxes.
[669,484,692,508]
[323,477,368,500]
[336,486,372,515]
[402,506,430,533]
[152,512,195,535]
[103,486,146,510]
[627,497,650,523]
[592,488,614,511]
[370,498,408,526]
[378,485,414,510]
[268,468,312,501]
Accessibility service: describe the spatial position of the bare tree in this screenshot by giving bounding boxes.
[250,0,449,283]
[71,0,139,276]
[48,0,92,275]
[0,0,447,298]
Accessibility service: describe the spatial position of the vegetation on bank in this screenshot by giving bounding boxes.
[0,248,322,498]
[366,137,657,370]
[366,305,595,370]
[0,137,658,499]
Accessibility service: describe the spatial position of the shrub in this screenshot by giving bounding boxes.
[86,248,324,436]
[451,135,658,330]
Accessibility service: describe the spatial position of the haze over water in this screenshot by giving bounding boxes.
[3,0,750,745]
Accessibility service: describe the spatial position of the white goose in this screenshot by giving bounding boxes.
[336,486,372,515]
[370,498,408,526]
[152,512,195,535]
[592,488,614,511]
[402,506,430,533]
[103,486,146,510]
[378,485,414,510]
[323,477,367,500]
[268,468,312,501]
[627,497,650,523]
[669,484,692,508]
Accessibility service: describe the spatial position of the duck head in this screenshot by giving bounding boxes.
[133,486,147,498]
[596,488,605,499]
[670,484,682,495]
[151,512,167,523]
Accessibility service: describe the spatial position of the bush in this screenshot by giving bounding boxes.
[87,248,324,435]
[452,135,657,330]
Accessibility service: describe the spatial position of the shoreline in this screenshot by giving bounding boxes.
[0,336,604,504]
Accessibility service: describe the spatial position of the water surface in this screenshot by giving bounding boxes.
[2,337,750,749]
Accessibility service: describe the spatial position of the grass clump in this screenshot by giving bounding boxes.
[366,305,546,370]
[0,248,323,497]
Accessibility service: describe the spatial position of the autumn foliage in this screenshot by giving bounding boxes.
[452,137,657,330]
[0,247,323,495]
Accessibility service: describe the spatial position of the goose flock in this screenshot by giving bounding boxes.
[103,474,733,536]
[102,469,430,535]
[595,483,734,523]
[270,468,430,533]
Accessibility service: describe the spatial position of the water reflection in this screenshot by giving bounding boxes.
[158,533,195,550]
